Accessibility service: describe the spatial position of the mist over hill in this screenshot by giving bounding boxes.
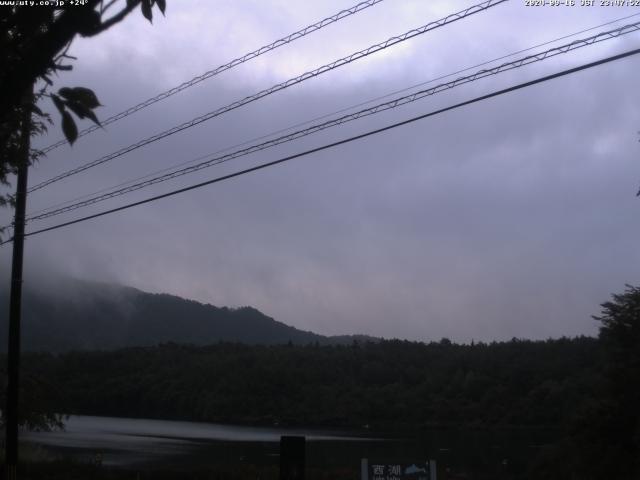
[0,278,376,352]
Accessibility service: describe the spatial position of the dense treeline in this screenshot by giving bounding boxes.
[16,337,599,430]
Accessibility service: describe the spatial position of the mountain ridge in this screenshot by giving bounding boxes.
[0,278,378,352]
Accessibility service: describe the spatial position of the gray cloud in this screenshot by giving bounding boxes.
[2,0,640,342]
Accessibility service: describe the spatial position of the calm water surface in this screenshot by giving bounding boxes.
[23,415,379,468]
[23,415,553,474]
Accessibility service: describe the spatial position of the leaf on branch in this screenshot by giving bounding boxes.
[59,87,101,109]
[66,101,101,127]
[51,94,66,114]
[76,9,103,36]
[141,0,153,22]
[61,111,78,145]
[58,87,73,99]
[31,105,45,117]
[155,0,166,15]
[64,101,87,119]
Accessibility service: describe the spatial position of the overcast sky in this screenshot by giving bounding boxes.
[2,0,640,342]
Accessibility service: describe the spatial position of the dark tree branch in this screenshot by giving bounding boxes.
[90,0,140,35]
[101,0,121,15]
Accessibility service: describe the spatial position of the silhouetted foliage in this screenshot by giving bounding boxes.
[526,285,640,479]
[0,0,166,231]
[582,285,640,479]
[0,357,66,431]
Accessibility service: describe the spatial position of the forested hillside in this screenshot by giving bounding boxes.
[0,279,373,351]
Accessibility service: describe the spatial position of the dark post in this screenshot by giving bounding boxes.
[5,91,32,480]
[280,435,305,480]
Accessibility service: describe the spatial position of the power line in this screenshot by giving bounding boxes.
[26,12,640,220]
[25,150,226,218]
[39,0,387,154]
[28,0,507,194]
[328,11,640,120]
[25,21,640,223]
[3,46,636,245]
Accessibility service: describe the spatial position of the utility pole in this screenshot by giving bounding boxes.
[5,89,32,480]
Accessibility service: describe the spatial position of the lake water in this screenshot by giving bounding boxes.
[23,415,381,469]
[23,415,553,475]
